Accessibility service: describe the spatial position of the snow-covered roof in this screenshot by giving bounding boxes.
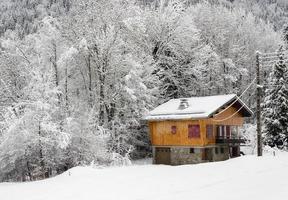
[145,94,253,121]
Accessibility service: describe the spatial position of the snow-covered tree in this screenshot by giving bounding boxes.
[284,25,288,47]
[60,0,156,159]
[263,50,288,150]
[128,0,223,101]
[188,2,281,109]
[0,0,71,38]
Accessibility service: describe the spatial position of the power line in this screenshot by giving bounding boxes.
[259,51,288,59]
[260,50,288,68]
[212,49,286,123]
[259,50,288,57]
[212,77,256,118]
[211,102,246,122]
[251,49,288,157]
[262,58,288,61]
[211,87,257,122]
[261,59,288,64]
[263,84,287,86]
[260,53,288,58]
[260,54,288,59]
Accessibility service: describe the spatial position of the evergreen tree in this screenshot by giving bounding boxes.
[284,25,288,47]
[263,50,288,149]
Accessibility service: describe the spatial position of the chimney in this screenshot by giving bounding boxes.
[178,98,189,110]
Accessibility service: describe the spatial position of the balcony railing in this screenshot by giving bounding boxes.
[215,136,245,144]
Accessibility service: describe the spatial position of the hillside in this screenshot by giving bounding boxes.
[0,152,287,200]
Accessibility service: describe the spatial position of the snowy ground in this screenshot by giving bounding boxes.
[1,152,288,200]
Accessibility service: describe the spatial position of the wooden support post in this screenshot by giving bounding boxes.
[256,52,262,156]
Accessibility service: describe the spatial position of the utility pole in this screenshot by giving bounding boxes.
[256,51,262,156]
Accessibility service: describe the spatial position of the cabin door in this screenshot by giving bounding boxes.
[155,147,171,165]
[202,148,213,161]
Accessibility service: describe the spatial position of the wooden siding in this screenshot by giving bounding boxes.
[206,106,244,126]
[149,107,244,146]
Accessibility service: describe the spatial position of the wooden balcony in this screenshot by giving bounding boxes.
[215,136,245,144]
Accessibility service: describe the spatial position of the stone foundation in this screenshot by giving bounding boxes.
[153,146,232,165]
[170,147,203,165]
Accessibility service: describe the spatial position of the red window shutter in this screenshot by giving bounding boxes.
[188,125,200,138]
[206,125,213,139]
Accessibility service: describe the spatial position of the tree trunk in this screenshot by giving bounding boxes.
[98,57,108,126]
[99,74,105,126]
[65,65,69,116]
[87,54,93,107]
[38,122,46,179]
[51,41,63,132]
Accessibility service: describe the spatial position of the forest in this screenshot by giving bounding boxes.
[0,0,288,182]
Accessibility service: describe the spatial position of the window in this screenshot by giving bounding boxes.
[171,126,177,134]
[215,147,218,154]
[231,126,238,138]
[190,148,195,154]
[206,125,213,139]
[202,148,212,161]
[220,147,224,154]
[188,125,200,138]
[216,125,221,137]
[221,126,225,137]
[217,125,229,138]
[226,126,231,138]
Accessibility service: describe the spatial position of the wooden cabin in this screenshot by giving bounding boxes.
[145,94,253,165]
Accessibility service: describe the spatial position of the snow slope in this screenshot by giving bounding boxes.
[1,153,288,200]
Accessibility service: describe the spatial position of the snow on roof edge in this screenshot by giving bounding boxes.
[237,97,254,116]
[206,94,237,118]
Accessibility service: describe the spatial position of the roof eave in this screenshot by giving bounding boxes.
[207,94,237,118]
[208,95,253,118]
[237,98,254,117]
